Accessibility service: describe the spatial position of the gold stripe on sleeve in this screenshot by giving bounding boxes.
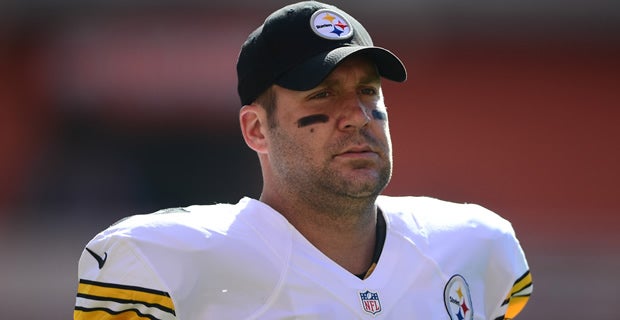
[77,279,175,312]
[504,270,532,319]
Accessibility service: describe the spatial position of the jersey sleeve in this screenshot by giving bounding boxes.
[74,230,177,320]
[487,221,533,320]
[500,269,533,319]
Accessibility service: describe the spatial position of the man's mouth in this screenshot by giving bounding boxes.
[335,146,378,159]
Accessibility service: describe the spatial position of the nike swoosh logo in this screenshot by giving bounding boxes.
[85,247,108,269]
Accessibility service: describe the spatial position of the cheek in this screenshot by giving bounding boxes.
[275,127,323,153]
[373,121,393,149]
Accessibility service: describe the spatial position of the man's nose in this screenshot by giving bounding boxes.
[337,95,371,131]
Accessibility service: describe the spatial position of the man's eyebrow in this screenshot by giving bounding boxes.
[360,73,381,84]
[297,114,330,127]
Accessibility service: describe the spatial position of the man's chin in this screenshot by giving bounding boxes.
[340,178,390,199]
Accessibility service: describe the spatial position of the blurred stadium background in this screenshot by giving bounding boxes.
[1,0,618,318]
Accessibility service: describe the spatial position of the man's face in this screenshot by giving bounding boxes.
[264,55,393,201]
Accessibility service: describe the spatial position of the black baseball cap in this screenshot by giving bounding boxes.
[236,1,407,106]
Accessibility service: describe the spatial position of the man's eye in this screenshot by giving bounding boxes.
[311,91,330,99]
[361,88,377,95]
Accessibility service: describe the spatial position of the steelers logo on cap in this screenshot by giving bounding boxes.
[310,9,353,40]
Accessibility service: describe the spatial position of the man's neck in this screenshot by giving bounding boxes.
[260,191,379,275]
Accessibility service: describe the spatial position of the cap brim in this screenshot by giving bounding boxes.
[275,46,407,91]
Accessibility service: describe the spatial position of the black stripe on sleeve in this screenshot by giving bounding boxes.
[513,270,530,285]
[79,279,171,297]
[76,293,176,315]
[75,306,163,320]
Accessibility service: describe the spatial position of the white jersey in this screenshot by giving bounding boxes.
[75,196,532,319]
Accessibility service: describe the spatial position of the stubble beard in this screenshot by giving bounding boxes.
[269,127,392,214]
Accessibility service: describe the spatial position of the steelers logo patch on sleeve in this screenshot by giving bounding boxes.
[444,274,474,320]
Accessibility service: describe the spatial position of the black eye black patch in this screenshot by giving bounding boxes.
[371,110,387,121]
[297,114,330,128]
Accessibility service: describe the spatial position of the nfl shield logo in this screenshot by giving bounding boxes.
[359,290,382,315]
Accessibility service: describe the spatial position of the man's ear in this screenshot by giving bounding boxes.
[239,104,269,154]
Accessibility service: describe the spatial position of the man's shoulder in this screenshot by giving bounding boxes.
[77,197,291,311]
[92,197,272,248]
[377,195,514,238]
[110,202,238,233]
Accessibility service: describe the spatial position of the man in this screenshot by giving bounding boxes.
[74,1,532,319]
